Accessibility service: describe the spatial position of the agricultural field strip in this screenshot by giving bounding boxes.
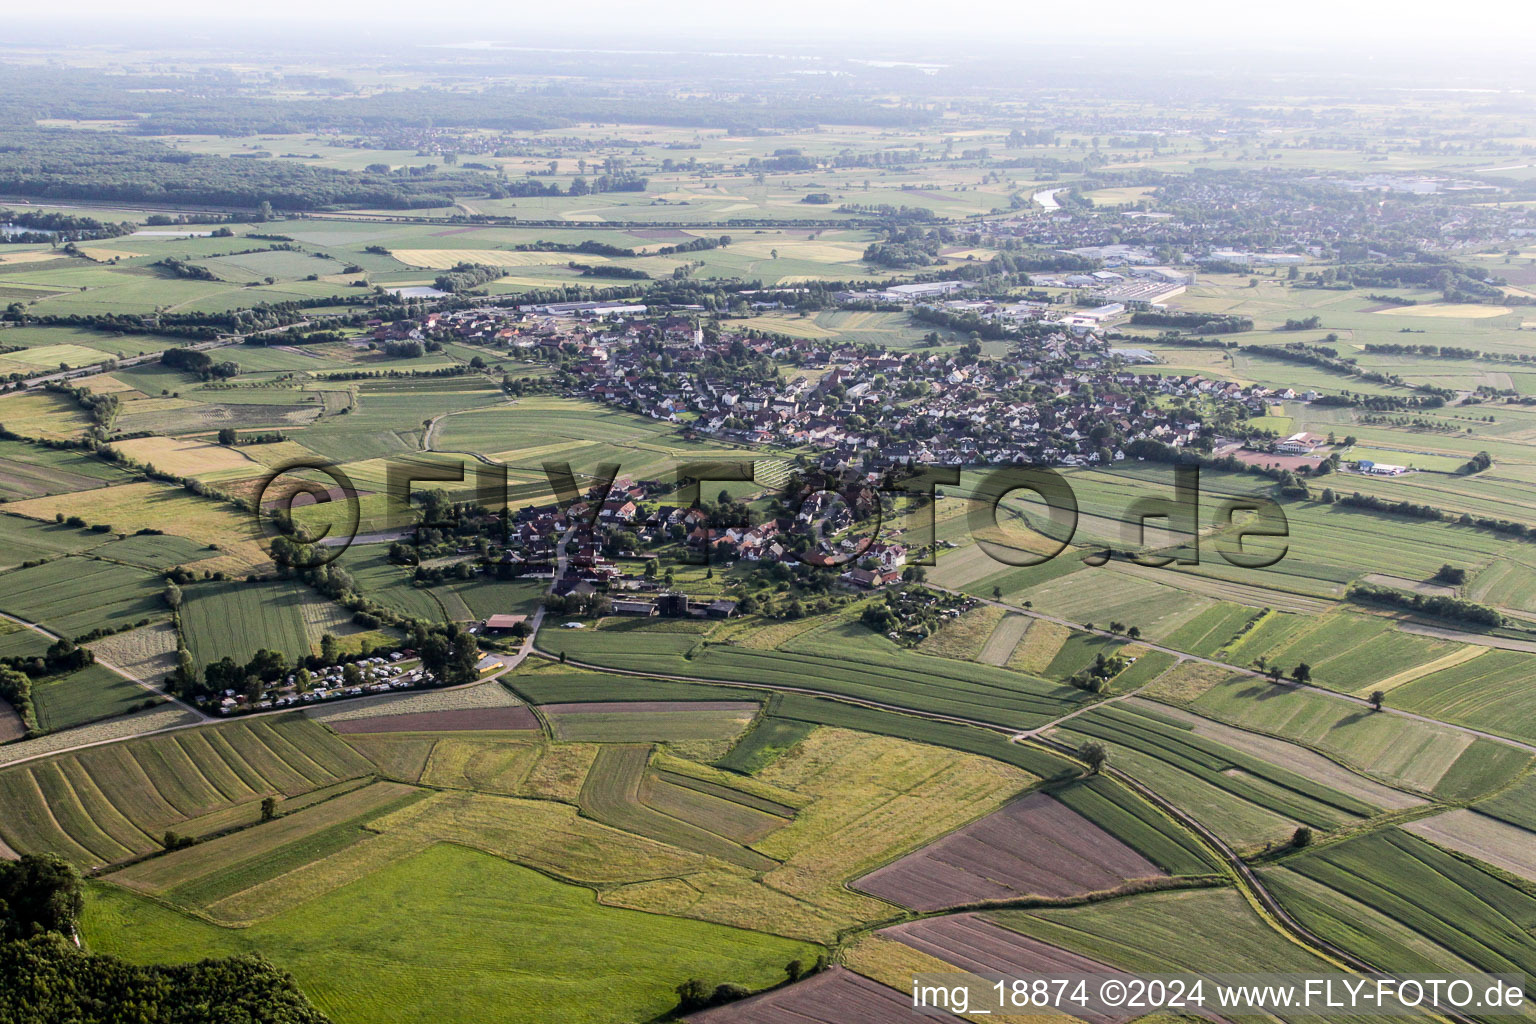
[1404,808,1536,882]
[107,780,421,895]
[1124,699,1426,810]
[1049,703,1395,831]
[550,630,1088,732]
[0,608,195,713]
[542,644,1081,740]
[852,791,1167,911]
[0,716,371,868]
[1272,829,1536,978]
[931,587,1536,756]
[576,745,780,871]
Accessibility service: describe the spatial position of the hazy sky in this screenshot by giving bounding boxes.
[19,0,1536,52]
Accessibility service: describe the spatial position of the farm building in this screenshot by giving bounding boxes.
[1357,460,1408,475]
[483,614,529,633]
[1275,431,1326,455]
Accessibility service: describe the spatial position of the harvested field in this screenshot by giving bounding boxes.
[418,737,543,795]
[1126,699,1425,810]
[1140,660,1243,703]
[683,966,935,1024]
[1372,303,1511,318]
[0,705,199,768]
[884,915,1131,1024]
[6,481,269,573]
[1006,619,1069,674]
[0,250,67,265]
[917,604,1005,661]
[979,612,1031,666]
[0,699,23,743]
[339,734,437,783]
[110,437,259,478]
[307,681,525,723]
[86,622,179,687]
[390,249,599,269]
[753,727,1034,923]
[1369,645,1487,695]
[853,791,1164,911]
[329,706,539,734]
[74,247,145,262]
[0,392,90,440]
[1405,809,1536,881]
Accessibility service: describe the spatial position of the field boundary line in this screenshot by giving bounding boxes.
[933,586,1536,756]
[0,609,204,720]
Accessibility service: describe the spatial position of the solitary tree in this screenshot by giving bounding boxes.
[1291,826,1313,849]
[1079,740,1108,775]
[1292,663,1312,684]
[162,582,182,610]
[260,796,277,822]
[1126,625,1141,639]
[785,959,805,982]
[1369,690,1385,712]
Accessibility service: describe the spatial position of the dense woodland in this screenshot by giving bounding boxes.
[0,855,331,1024]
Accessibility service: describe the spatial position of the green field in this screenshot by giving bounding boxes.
[1050,702,1395,850]
[1049,774,1219,876]
[1389,648,1536,745]
[716,716,818,775]
[1267,828,1536,980]
[576,745,778,870]
[84,843,818,1024]
[546,707,757,745]
[0,556,167,639]
[31,663,153,732]
[0,715,371,869]
[993,887,1350,976]
[1187,674,1530,801]
[180,578,354,671]
[0,437,131,501]
[0,514,105,566]
[549,623,1091,733]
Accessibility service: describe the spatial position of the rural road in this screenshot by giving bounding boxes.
[16,319,323,392]
[932,585,1536,756]
[0,610,204,719]
[530,646,1459,1015]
